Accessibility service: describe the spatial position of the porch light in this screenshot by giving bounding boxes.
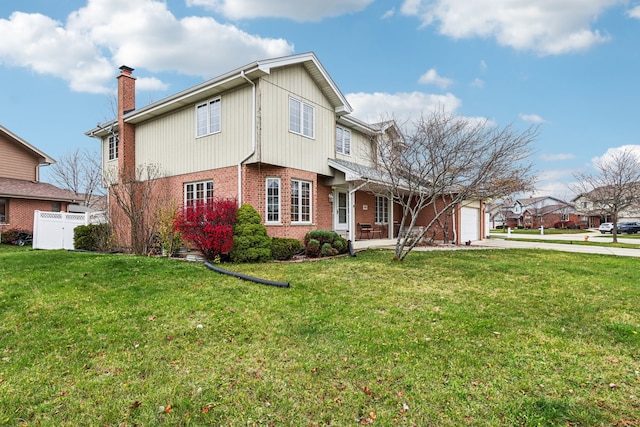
[328,193,334,203]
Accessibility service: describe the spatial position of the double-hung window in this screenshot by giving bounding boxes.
[196,98,221,137]
[266,178,281,224]
[184,180,213,207]
[336,126,351,155]
[375,196,389,224]
[289,97,314,138]
[108,134,118,161]
[291,179,311,223]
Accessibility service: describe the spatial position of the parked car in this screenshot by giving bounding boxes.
[617,222,640,234]
[598,223,614,233]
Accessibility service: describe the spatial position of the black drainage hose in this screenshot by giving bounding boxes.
[204,262,290,288]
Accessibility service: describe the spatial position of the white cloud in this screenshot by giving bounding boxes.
[627,5,640,18]
[0,0,294,94]
[540,153,576,161]
[519,113,546,124]
[591,145,640,165]
[471,78,485,88]
[418,68,454,89]
[137,77,170,92]
[346,91,462,123]
[534,167,581,199]
[186,0,373,21]
[480,60,488,71]
[382,8,396,19]
[400,0,622,55]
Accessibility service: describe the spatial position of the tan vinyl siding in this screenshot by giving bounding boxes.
[338,129,376,168]
[257,65,335,176]
[101,137,118,181]
[135,86,253,176]
[0,134,39,180]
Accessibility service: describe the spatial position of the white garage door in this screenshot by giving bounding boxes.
[460,207,480,242]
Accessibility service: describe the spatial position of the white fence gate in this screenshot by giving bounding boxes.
[33,210,107,250]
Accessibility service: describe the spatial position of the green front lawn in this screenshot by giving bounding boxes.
[1,246,638,426]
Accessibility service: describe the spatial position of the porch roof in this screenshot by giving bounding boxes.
[327,158,394,188]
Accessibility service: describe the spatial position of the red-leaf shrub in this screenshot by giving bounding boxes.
[173,198,237,260]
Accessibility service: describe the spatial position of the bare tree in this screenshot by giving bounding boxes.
[104,163,172,255]
[366,110,537,260]
[573,148,640,242]
[50,148,105,208]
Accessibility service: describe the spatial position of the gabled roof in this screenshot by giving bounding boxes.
[0,125,55,165]
[87,52,352,138]
[0,177,78,202]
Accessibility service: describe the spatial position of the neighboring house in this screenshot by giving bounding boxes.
[572,189,640,226]
[86,53,485,245]
[0,125,78,234]
[488,196,583,229]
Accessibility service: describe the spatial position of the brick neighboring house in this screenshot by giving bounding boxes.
[86,53,485,247]
[0,125,78,234]
[488,196,583,229]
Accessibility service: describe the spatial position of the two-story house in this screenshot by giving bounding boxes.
[488,196,582,229]
[87,53,484,246]
[0,125,78,234]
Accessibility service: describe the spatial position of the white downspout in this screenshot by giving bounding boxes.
[238,71,256,206]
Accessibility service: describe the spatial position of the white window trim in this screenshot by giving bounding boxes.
[184,180,214,207]
[108,134,118,161]
[289,96,315,139]
[336,126,351,156]
[265,177,281,224]
[195,97,221,138]
[291,179,312,224]
[375,195,389,224]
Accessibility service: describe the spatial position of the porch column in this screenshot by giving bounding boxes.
[388,192,394,239]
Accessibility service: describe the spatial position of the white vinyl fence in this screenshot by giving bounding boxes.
[33,210,107,250]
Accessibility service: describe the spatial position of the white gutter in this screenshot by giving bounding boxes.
[238,71,256,206]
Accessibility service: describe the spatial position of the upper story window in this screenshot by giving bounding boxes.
[336,126,351,156]
[375,196,389,224]
[185,180,213,207]
[291,179,311,223]
[265,178,281,224]
[289,97,314,138]
[108,134,118,161]
[196,98,221,137]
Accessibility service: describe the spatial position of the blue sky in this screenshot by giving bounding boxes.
[1,0,639,199]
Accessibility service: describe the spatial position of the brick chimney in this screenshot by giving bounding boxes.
[117,65,136,180]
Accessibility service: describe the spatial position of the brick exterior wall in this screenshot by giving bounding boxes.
[0,199,69,234]
[243,164,330,241]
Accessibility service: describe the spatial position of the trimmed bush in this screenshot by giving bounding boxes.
[231,204,272,263]
[271,237,303,261]
[74,223,112,251]
[305,239,321,258]
[303,229,348,258]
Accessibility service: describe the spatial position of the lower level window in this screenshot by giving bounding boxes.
[291,179,311,223]
[185,180,213,207]
[0,198,7,223]
[375,196,388,224]
[266,178,281,223]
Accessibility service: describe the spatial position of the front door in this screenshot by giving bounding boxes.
[334,190,348,233]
